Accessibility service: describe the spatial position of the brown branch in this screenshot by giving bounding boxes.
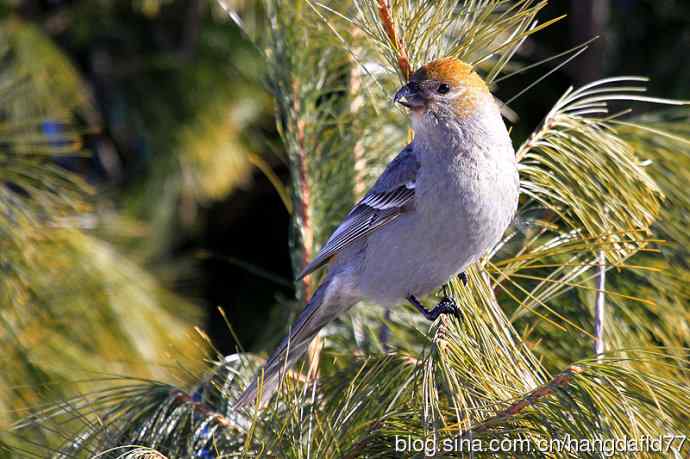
[343,421,384,459]
[377,0,411,81]
[349,27,367,197]
[290,78,320,378]
[291,79,314,299]
[172,391,239,430]
[458,365,585,438]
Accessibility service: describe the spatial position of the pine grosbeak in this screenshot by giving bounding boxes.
[237,57,519,407]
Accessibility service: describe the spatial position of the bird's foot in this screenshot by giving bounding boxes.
[430,297,459,320]
[408,295,459,321]
[458,272,468,286]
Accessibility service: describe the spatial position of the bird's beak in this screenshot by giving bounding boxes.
[393,82,425,109]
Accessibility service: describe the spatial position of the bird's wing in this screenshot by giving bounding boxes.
[297,144,419,279]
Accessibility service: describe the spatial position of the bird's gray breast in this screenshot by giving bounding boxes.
[415,138,513,275]
[353,115,518,305]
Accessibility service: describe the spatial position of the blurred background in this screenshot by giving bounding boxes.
[1,0,689,427]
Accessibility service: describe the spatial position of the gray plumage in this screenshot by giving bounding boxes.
[298,145,419,279]
[235,59,520,408]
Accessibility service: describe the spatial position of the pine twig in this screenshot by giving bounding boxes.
[376,0,411,81]
[172,391,240,430]
[292,78,314,298]
[457,365,585,439]
[349,27,368,197]
[594,249,606,358]
[290,77,320,378]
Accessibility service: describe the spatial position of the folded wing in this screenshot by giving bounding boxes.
[298,144,419,279]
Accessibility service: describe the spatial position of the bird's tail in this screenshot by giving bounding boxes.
[234,276,350,408]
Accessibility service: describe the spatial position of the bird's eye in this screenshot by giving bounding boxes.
[437,83,450,94]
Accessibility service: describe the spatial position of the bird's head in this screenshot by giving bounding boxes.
[393,57,491,121]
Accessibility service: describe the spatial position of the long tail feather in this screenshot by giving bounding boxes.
[234,276,350,408]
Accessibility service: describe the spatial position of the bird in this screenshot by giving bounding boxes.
[235,57,520,408]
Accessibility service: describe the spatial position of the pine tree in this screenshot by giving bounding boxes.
[4,1,690,457]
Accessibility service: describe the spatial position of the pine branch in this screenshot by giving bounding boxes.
[594,249,606,357]
[375,0,411,81]
[514,77,688,265]
[170,390,239,430]
[349,27,368,197]
[291,77,315,298]
[456,365,585,439]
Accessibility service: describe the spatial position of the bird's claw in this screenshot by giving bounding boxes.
[458,272,468,286]
[429,297,459,320]
[408,295,460,321]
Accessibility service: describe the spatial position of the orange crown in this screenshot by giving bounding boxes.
[410,57,491,116]
[411,57,488,93]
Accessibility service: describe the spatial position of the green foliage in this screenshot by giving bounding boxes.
[518,78,671,263]
[333,0,557,83]
[0,19,97,123]
[602,110,690,357]
[0,19,202,434]
[231,0,406,302]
